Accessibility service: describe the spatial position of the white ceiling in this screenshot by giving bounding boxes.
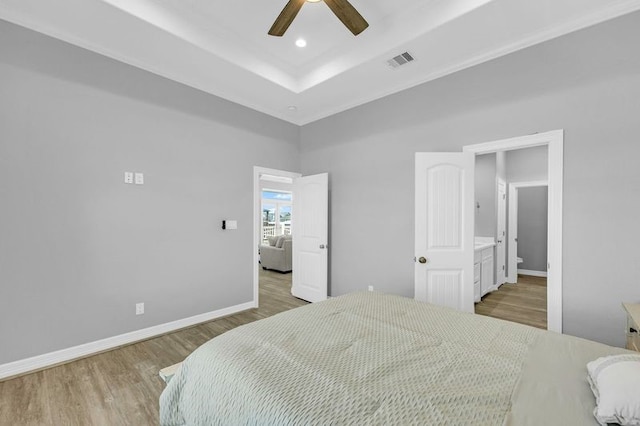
[1,0,640,125]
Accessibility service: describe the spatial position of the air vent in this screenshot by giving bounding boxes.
[387,52,415,69]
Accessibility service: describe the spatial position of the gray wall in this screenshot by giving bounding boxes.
[505,145,548,277]
[0,21,299,364]
[506,145,548,182]
[474,153,496,237]
[3,9,640,365]
[300,11,640,347]
[517,187,548,272]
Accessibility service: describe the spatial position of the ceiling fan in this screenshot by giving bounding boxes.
[268,0,369,37]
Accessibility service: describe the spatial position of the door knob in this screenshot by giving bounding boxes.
[418,257,428,264]
[319,244,326,249]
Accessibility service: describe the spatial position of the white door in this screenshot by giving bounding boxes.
[415,153,474,312]
[496,179,507,286]
[292,173,328,303]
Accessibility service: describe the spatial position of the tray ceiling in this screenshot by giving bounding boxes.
[1,0,639,124]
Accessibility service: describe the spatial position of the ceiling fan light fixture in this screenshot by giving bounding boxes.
[268,0,368,37]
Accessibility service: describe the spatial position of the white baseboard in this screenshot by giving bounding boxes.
[518,269,548,278]
[0,301,255,381]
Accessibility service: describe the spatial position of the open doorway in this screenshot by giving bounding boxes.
[476,182,548,329]
[473,148,548,329]
[508,181,549,282]
[463,130,563,332]
[260,186,293,271]
[253,168,300,311]
[252,167,329,309]
[259,182,296,304]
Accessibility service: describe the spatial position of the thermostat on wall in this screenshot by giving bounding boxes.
[222,220,238,230]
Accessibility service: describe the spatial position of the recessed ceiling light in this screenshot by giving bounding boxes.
[287,106,298,111]
[295,38,307,48]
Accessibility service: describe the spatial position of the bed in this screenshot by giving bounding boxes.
[160,291,632,425]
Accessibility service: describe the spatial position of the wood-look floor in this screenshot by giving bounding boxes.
[1,272,547,425]
[0,269,305,426]
[475,274,547,329]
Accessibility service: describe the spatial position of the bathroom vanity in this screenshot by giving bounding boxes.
[474,237,496,303]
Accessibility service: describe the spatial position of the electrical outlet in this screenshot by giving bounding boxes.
[136,302,144,315]
[124,172,133,184]
[368,285,374,292]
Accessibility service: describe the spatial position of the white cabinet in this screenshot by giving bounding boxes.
[474,245,495,302]
[481,249,494,296]
[473,252,481,302]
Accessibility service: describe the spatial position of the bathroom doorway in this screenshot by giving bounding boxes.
[464,130,562,332]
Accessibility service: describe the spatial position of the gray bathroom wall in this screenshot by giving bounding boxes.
[517,187,549,272]
[0,21,299,364]
[504,145,548,278]
[475,154,496,238]
[300,11,640,347]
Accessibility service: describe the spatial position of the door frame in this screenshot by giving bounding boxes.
[253,166,301,308]
[507,181,548,283]
[463,129,563,333]
[496,178,507,286]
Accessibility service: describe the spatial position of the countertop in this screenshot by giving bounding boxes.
[474,237,495,251]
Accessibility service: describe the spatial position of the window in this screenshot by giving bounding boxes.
[262,191,292,202]
[261,190,292,242]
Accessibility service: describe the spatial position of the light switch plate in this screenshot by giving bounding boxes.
[226,220,238,230]
[124,172,133,184]
[134,172,144,185]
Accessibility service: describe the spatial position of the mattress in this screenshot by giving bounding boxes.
[160,292,629,425]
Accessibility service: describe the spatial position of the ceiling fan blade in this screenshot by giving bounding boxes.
[323,0,369,36]
[268,0,306,37]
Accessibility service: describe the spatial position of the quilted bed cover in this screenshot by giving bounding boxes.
[160,292,628,425]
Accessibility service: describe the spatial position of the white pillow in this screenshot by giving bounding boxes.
[587,354,640,425]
